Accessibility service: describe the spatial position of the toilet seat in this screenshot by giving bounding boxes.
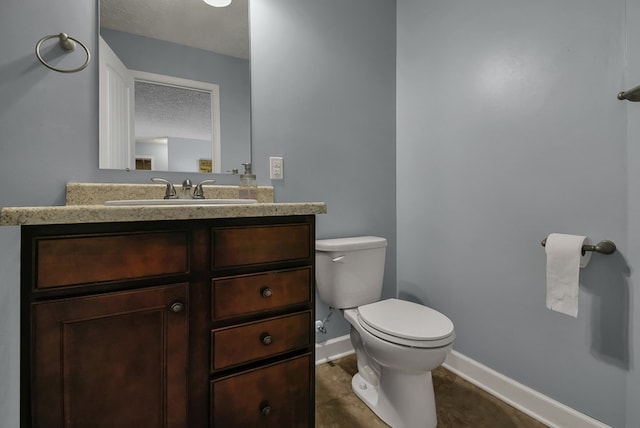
[357,298,455,348]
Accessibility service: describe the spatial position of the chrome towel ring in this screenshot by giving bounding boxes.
[35,33,90,73]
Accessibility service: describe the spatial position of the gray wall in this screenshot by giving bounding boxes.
[137,141,169,171]
[168,137,210,172]
[101,29,251,173]
[251,0,397,339]
[625,0,640,425]
[0,227,20,428]
[0,0,98,208]
[397,0,630,426]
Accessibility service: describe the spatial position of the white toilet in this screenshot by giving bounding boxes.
[315,236,455,428]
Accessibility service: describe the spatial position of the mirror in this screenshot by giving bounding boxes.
[99,0,250,174]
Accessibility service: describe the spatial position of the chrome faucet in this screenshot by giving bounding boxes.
[151,177,177,199]
[151,177,216,199]
[180,179,193,199]
[193,179,216,199]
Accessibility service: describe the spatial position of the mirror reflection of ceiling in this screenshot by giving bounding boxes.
[100,0,250,59]
[134,81,212,141]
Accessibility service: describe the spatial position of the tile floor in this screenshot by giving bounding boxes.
[315,354,548,427]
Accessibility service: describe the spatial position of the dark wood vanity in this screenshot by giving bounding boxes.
[20,215,316,428]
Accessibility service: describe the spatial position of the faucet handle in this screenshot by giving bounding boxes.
[193,179,216,199]
[151,177,177,199]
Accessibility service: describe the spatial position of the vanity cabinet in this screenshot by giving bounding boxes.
[21,215,315,428]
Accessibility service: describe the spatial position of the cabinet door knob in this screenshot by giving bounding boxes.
[260,333,273,345]
[170,302,185,313]
[261,287,273,298]
[261,405,272,416]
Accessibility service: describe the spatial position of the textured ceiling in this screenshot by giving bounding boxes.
[134,81,213,142]
[100,0,250,59]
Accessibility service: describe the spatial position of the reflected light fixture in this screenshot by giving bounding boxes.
[203,0,232,6]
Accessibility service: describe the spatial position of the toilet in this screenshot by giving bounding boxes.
[315,236,455,428]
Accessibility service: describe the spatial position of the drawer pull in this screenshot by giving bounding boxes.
[261,287,273,298]
[170,302,185,313]
[260,333,273,346]
[260,405,272,416]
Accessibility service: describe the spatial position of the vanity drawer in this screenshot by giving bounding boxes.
[211,353,311,428]
[211,311,311,371]
[211,224,311,268]
[35,231,189,289]
[211,267,311,320]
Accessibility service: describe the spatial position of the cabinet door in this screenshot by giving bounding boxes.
[31,283,188,428]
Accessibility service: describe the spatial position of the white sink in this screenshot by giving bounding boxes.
[105,198,258,206]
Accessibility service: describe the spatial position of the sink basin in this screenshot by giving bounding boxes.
[104,198,258,206]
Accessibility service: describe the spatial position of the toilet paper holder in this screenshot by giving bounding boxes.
[541,238,617,255]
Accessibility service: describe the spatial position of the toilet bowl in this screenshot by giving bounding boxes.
[315,236,455,428]
[344,299,454,428]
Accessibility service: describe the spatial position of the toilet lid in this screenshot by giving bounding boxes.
[358,298,454,343]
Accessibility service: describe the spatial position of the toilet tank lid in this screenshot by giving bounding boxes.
[316,236,387,251]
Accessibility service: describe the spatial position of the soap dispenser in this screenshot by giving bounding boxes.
[239,162,257,199]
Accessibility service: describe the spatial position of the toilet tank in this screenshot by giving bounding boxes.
[315,236,387,309]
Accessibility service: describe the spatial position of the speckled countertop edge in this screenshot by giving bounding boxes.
[0,202,327,226]
[1,182,325,226]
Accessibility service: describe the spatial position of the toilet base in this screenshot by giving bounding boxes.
[352,372,380,410]
[351,369,437,428]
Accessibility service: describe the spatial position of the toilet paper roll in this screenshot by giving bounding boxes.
[545,233,592,318]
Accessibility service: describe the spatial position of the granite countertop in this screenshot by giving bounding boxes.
[0,183,327,226]
[0,203,327,226]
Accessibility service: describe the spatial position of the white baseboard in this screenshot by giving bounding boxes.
[315,334,355,365]
[443,350,610,428]
[315,336,609,428]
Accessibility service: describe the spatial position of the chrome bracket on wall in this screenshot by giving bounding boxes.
[35,33,91,73]
[617,85,640,101]
[541,238,617,255]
